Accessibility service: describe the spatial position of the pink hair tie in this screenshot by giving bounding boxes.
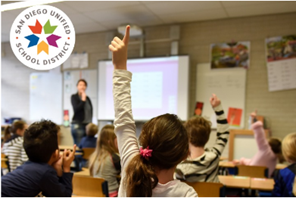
[140,146,153,159]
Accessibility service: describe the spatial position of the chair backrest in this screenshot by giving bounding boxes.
[185,181,225,197]
[82,148,95,160]
[1,153,10,172]
[237,165,268,178]
[72,175,108,197]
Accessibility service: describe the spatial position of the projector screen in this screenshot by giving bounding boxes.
[98,56,189,121]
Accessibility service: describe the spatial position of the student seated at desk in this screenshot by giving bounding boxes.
[2,120,28,171]
[89,125,121,197]
[233,118,283,178]
[175,94,229,183]
[1,120,76,197]
[79,123,97,149]
[272,132,296,197]
[78,123,97,167]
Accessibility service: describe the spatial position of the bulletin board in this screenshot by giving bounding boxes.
[196,63,247,128]
[63,69,98,123]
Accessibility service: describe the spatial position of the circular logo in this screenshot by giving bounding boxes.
[10,5,75,70]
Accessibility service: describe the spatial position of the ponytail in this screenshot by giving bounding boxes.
[125,154,158,197]
[3,126,12,142]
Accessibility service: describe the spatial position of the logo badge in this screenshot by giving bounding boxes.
[10,5,75,70]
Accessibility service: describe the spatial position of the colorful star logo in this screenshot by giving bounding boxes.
[25,19,61,55]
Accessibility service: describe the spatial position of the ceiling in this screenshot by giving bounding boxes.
[2,1,296,42]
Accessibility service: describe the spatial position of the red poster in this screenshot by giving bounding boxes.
[227,108,242,127]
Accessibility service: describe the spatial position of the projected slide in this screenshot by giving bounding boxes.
[98,56,189,121]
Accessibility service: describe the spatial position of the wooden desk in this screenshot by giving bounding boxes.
[218,175,250,188]
[250,178,274,191]
[219,161,287,170]
[219,161,236,168]
[59,145,80,151]
[275,164,287,170]
[59,151,83,156]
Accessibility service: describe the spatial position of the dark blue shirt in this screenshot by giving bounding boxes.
[78,136,97,149]
[272,163,296,197]
[1,161,73,197]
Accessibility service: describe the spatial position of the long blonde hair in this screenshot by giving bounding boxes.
[89,125,118,175]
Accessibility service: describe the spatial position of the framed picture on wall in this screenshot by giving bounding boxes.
[210,41,250,69]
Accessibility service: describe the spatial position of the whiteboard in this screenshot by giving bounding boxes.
[196,63,246,128]
[30,72,62,124]
[63,70,98,123]
[234,135,258,160]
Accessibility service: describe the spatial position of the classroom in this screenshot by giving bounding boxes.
[1,1,296,197]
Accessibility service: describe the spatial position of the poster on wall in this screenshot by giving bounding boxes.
[210,41,250,69]
[265,35,296,92]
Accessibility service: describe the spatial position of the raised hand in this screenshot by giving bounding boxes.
[250,110,257,118]
[63,144,76,172]
[209,93,221,108]
[81,91,86,101]
[108,25,130,70]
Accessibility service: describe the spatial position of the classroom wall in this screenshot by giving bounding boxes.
[2,12,296,139]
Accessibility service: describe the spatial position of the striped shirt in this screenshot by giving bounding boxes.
[176,104,229,183]
[2,135,28,171]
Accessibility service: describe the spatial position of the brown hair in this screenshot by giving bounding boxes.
[76,79,87,87]
[89,125,117,175]
[184,116,212,147]
[86,123,98,137]
[4,120,26,142]
[124,114,189,197]
[268,138,282,154]
[282,132,296,163]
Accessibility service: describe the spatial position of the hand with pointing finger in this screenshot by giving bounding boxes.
[209,93,221,108]
[109,25,130,70]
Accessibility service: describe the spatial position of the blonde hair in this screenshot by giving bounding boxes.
[88,125,117,175]
[282,132,296,163]
[86,123,98,137]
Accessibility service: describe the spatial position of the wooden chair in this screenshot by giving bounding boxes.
[72,175,108,197]
[82,148,95,160]
[237,165,268,178]
[1,153,10,172]
[185,181,225,197]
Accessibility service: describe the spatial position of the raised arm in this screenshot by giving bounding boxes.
[209,94,229,156]
[252,121,268,151]
[109,26,139,169]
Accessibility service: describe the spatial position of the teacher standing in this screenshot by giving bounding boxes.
[71,79,93,145]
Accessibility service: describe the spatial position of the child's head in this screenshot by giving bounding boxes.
[96,124,117,153]
[125,114,189,197]
[86,123,98,137]
[23,120,59,163]
[184,116,212,148]
[4,120,27,141]
[89,124,116,175]
[282,132,296,163]
[268,138,282,155]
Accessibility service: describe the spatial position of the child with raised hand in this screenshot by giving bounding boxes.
[2,120,76,197]
[2,120,28,171]
[109,26,197,197]
[175,94,229,182]
[233,111,283,177]
[272,132,296,196]
[89,125,121,197]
